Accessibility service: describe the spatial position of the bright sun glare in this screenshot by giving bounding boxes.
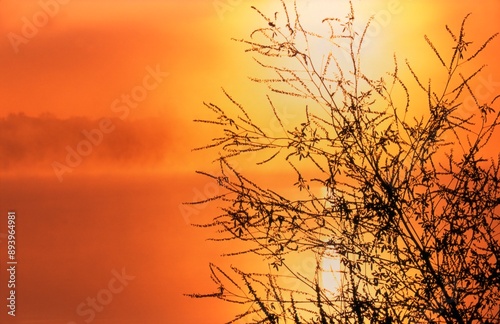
[321,254,343,296]
[319,185,343,296]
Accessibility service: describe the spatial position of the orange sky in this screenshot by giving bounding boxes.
[0,0,499,323]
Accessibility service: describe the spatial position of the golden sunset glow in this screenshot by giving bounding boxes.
[1,0,499,323]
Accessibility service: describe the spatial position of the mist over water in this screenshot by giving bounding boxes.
[0,174,233,323]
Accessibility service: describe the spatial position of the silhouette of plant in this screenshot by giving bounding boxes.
[187,1,500,323]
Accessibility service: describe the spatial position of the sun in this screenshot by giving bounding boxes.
[321,253,343,296]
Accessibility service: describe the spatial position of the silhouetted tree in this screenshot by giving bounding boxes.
[188,1,500,323]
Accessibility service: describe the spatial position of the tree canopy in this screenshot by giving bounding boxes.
[188,1,500,323]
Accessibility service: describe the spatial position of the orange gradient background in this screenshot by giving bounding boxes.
[0,0,499,323]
